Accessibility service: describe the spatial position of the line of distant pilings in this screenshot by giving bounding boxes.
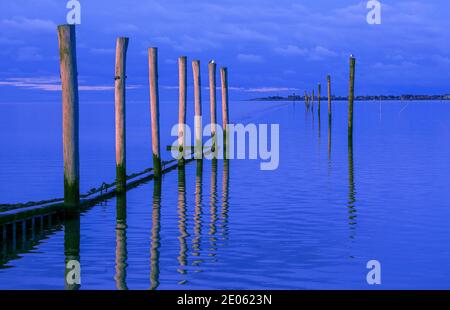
[57,24,230,207]
[304,55,356,147]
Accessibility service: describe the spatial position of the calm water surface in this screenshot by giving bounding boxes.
[0,99,450,289]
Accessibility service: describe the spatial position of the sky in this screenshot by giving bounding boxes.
[0,0,449,102]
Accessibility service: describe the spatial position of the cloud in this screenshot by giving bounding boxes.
[16,47,43,61]
[229,86,300,93]
[90,48,115,55]
[309,46,337,60]
[275,45,307,56]
[237,53,264,63]
[0,77,142,91]
[275,45,336,60]
[0,17,56,33]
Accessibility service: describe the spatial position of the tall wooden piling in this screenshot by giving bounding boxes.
[58,25,80,206]
[178,56,187,164]
[327,75,332,125]
[209,61,217,155]
[348,56,356,143]
[148,47,161,178]
[115,37,129,192]
[220,67,229,159]
[192,60,203,158]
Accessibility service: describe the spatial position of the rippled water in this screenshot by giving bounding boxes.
[1,99,450,289]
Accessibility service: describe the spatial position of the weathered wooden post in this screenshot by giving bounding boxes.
[304,90,309,110]
[115,37,129,192]
[348,56,356,143]
[192,60,203,159]
[178,56,187,164]
[58,25,80,206]
[327,75,332,125]
[21,220,26,249]
[220,67,229,158]
[209,61,217,155]
[148,48,162,178]
[318,83,321,118]
[311,89,315,114]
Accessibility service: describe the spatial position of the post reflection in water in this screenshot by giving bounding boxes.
[347,139,357,239]
[150,178,162,290]
[220,160,230,243]
[328,122,332,161]
[177,166,189,282]
[64,209,81,290]
[192,160,204,267]
[115,193,128,290]
[208,159,218,262]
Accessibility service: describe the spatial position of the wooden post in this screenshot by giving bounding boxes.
[58,25,80,206]
[12,222,16,251]
[327,75,332,125]
[311,90,315,114]
[148,47,161,178]
[318,83,321,118]
[178,56,187,164]
[209,61,217,155]
[115,37,129,192]
[348,56,356,143]
[220,67,229,159]
[304,90,308,110]
[192,60,203,158]
[21,220,26,247]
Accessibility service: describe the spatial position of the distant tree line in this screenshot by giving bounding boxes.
[250,94,450,101]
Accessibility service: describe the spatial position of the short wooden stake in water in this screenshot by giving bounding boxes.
[192,60,203,158]
[57,25,80,206]
[178,56,187,164]
[304,91,309,110]
[148,48,162,178]
[220,67,229,159]
[318,83,321,119]
[348,56,356,142]
[115,37,129,192]
[209,61,217,155]
[318,83,322,137]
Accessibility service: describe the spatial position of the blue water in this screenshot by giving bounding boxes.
[1,99,450,289]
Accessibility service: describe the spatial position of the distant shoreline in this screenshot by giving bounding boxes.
[249,94,450,101]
